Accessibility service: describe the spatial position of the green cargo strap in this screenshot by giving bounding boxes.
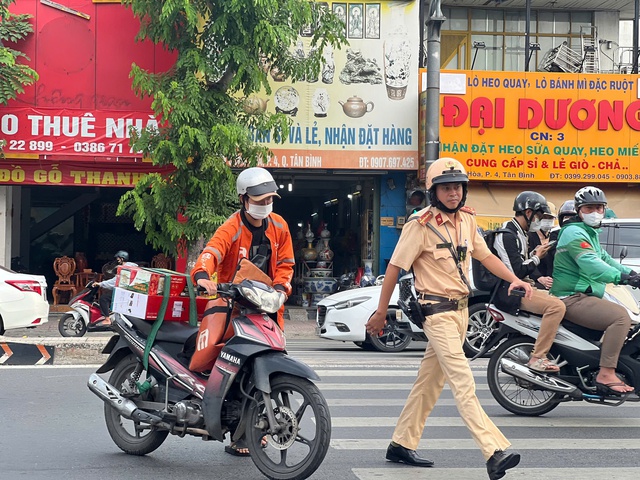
[136,269,197,393]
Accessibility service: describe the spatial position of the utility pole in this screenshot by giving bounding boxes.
[425,0,446,171]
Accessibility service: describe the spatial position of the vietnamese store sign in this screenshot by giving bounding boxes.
[254,0,419,171]
[438,70,640,183]
[0,108,156,157]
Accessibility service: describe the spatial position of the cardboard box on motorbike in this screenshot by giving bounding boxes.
[112,266,207,322]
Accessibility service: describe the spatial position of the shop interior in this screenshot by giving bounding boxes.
[19,176,377,307]
[272,171,376,307]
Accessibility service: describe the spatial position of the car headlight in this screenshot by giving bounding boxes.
[333,296,371,310]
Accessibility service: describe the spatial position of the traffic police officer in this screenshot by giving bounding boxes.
[366,157,532,480]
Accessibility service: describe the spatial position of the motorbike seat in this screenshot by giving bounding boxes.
[127,316,199,344]
[560,319,603,343]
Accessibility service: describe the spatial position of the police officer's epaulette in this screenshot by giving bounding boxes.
[417,209,433,225]
[459,206,476,215]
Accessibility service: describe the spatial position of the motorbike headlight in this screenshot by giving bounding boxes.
[334,296,371,310]
[238,283,282,313]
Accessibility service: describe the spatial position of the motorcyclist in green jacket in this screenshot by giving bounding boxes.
[551,186,640,395]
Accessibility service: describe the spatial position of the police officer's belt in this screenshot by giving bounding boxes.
[417,293,469,314]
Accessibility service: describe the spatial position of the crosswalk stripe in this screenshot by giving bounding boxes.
[325,397,639,408]
[318,383,491,390]
[333,438,640,449]
[330,416,640,428]
[315,369,486,377]
[352,467,640,480]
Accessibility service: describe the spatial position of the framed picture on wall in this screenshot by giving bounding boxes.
[365,3,380,39]
[332,3,347,36]
[347,3,363,39]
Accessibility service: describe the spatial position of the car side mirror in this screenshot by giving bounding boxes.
[620,246,628,262]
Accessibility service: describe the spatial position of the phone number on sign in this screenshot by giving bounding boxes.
[7,140,135,154]
[551,173,640,181]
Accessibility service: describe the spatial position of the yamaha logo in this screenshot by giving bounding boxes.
[220,351,241,365]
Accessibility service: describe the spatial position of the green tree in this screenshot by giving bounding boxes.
[118,0,347,263]
[0,0,38,105]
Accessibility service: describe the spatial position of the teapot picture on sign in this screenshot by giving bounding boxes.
[338,95,374,118]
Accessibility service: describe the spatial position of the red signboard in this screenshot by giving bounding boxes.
[0,159,172,187]
[0,107,158,157]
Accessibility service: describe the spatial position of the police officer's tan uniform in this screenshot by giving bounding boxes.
[390,205,511,460]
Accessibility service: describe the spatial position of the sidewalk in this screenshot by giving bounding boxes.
[0,307,318,365]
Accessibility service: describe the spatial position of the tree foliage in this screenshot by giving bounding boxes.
[118,0,347,258]
[0,0,38,106]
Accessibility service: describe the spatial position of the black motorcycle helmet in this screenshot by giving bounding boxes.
[558,200,577,227]
[574,186,607,210]
[513,191,550,226]
[114,250,129,262]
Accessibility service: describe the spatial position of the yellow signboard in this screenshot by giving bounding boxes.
[437,70,640,183]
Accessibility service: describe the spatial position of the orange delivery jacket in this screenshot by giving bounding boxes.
[191,211,295,329]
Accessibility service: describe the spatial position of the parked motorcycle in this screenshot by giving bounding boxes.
[87,279,332,480]
[58,283,109,337]
[479,282,640,416]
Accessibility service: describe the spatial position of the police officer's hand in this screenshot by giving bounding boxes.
[197,278,218,296]
[508,279,533,299]
[92,281,101,288]
[365,309,387,336]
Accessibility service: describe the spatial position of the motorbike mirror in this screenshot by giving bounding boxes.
[620,246,628,262]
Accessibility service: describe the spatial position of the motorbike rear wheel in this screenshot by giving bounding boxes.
[246,374,331,480]
[58,313,87,337]
[104,354,169,455]
[487,336,562,416]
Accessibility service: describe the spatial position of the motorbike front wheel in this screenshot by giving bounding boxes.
[487,336,562,416]
[58,313,87,337]
[104,354,169,455]
[246,374,331,480]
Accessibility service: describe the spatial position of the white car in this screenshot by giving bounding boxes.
[0,266,49,334]
[316,278,491,355]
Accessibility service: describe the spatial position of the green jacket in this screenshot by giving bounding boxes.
[550,221,632,298]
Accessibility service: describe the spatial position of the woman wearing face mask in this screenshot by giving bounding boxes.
[550,186,640,395]
[528,201,558,290]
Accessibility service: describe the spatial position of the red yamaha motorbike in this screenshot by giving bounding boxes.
[87,279,331,480]
[58,283,110,337]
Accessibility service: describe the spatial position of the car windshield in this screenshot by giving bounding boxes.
[600,223,640,259]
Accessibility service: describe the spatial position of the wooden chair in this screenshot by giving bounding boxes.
[151,253,173,270]
[52,256,77,305]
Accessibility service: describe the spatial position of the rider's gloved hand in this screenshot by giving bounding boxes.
[621,273,640,288]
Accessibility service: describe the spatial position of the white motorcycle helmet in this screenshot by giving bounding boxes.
[236,167,280,201]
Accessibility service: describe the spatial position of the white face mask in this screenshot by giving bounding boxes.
[582,211,604,227]
[529,217,542,232]
[540,219,555,232]
[246,202,273,220]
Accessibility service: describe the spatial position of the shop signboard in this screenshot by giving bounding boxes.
[434,70,640,183]
[0,159,173,187]
[255,0,419,171]
[0,108,156,158]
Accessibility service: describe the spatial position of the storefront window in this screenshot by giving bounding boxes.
[505,10,537,33]
[442,7,469,31]
[436,7,592,71]
[505,35,526,71]
[471,9,504,33]
[471,34,503,71]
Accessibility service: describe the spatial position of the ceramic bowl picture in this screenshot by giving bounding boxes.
[303,277,338,294]
[309,268,333,278]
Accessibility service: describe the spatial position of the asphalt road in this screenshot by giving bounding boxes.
[2,340,640,479]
